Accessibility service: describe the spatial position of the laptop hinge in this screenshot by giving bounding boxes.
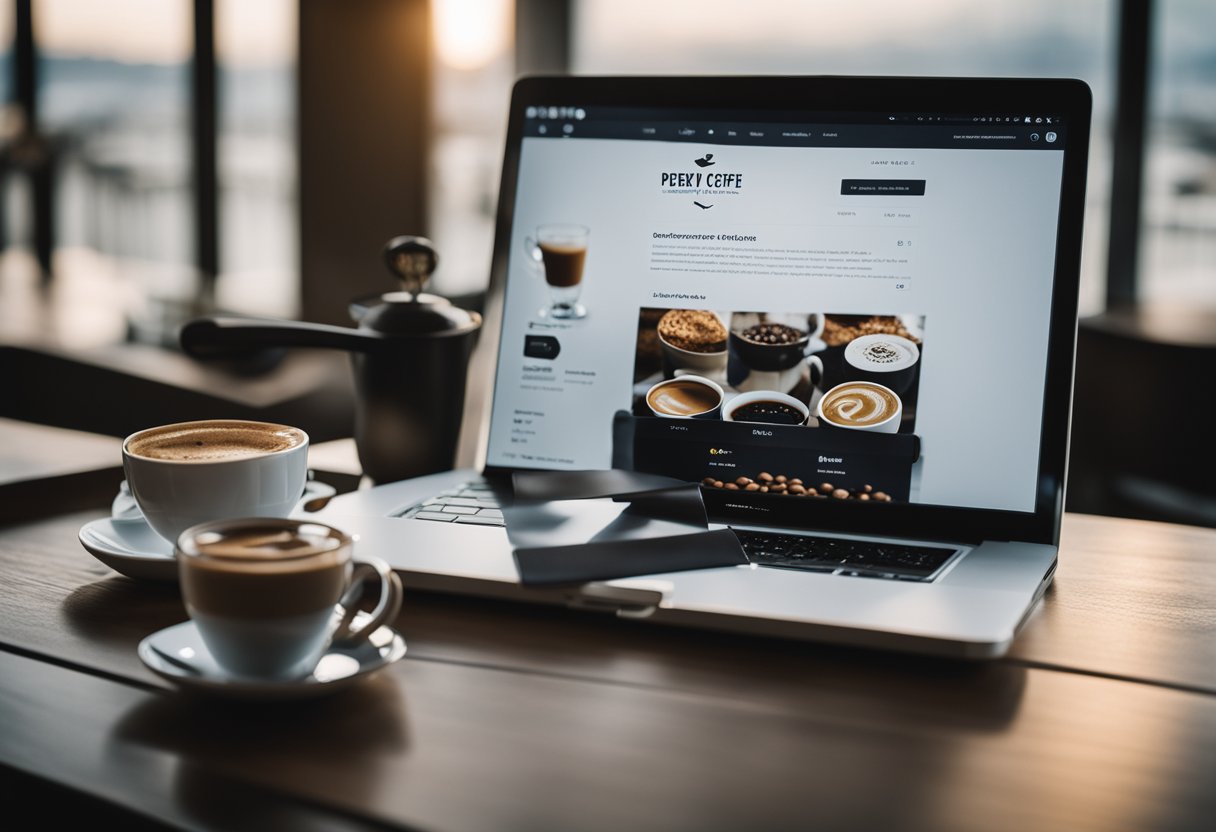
[567,582,665,619]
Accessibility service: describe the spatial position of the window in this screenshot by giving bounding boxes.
[38,0,192,342]
[1142,0,1216,305]
[2,0,298,343]
[430,0,514,298]
[216,0,297,317]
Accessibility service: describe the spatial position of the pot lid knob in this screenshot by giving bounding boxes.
[362,235,480,336]
[383,235,438,296]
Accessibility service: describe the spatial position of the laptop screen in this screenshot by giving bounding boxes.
[486,104,1070,515]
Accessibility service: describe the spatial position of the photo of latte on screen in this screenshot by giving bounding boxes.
[524,224,590,320]
[626,310,926,503]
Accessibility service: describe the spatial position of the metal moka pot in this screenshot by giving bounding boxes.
[181,237,482,483]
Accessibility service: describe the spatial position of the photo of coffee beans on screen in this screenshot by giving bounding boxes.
[701,474,894,503]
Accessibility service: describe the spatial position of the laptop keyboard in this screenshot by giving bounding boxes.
[396,487,957,573]
[396,480,505,527]
[734,530,957,582]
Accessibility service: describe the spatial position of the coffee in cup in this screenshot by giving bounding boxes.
[645,375,724,419]
[841,334,920,394]
[126,421,304,461]
[123,419,310,544]
[526,224,590,319]
[724,390,810,425]
[177,518,402,680]
[817,382,903,433]
[538,242,586,288]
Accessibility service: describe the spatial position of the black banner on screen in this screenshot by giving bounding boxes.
[613,412,920,502]
[840,179,926,196]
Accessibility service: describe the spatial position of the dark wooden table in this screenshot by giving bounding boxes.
[2,441,1215,830]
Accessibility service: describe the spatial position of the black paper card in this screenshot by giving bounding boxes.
[513,529,747,586]
[512,469,689,503]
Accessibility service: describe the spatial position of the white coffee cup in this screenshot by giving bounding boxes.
[816,381,903,434]
[177,517,403,680]
[123,419,310,544]
[841,333,920,395]
[645,375,725,419]
[844,333,920,372]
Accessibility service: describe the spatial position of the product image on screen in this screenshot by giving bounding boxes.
[625,309,926,502]
[523,223,591,320]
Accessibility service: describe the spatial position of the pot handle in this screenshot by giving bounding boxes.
[181,316,385,357]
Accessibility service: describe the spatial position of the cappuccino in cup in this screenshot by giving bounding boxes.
[645,376,724,419]
[178,518,402,680]
[841,334,920,395]
[844,334,919,372]
[123,419,309,544]
[818,382,903,433]
[126,421,304,461]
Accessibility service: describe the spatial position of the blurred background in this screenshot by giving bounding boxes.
[0,0,1212,524]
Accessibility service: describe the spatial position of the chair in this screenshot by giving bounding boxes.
[1066,304,1216,527]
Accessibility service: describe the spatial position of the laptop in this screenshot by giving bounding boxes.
[310,76,1092,658]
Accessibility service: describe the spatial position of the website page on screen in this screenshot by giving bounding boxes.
[487,108,1067,513]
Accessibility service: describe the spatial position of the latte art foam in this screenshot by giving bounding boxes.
[860,341,908,365]
[820,383,900,427]
[648,379,720,416]
[844,334,919,373]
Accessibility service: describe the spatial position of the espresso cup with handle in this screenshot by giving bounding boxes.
[645,375,724,419]
[840,333,920,395]
[525,223,589,319]
[817,381,903,434]
[177,518,403,680]
[123,419,310,545]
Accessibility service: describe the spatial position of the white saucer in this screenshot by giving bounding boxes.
[79,479,338,583]
[79,516,178,581]
[138,619,407,700]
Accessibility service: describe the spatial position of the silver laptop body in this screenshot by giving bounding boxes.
[309,76,1091,658]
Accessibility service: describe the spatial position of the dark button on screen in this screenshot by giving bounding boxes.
[524,335,561,360]
[840,179,927,196]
